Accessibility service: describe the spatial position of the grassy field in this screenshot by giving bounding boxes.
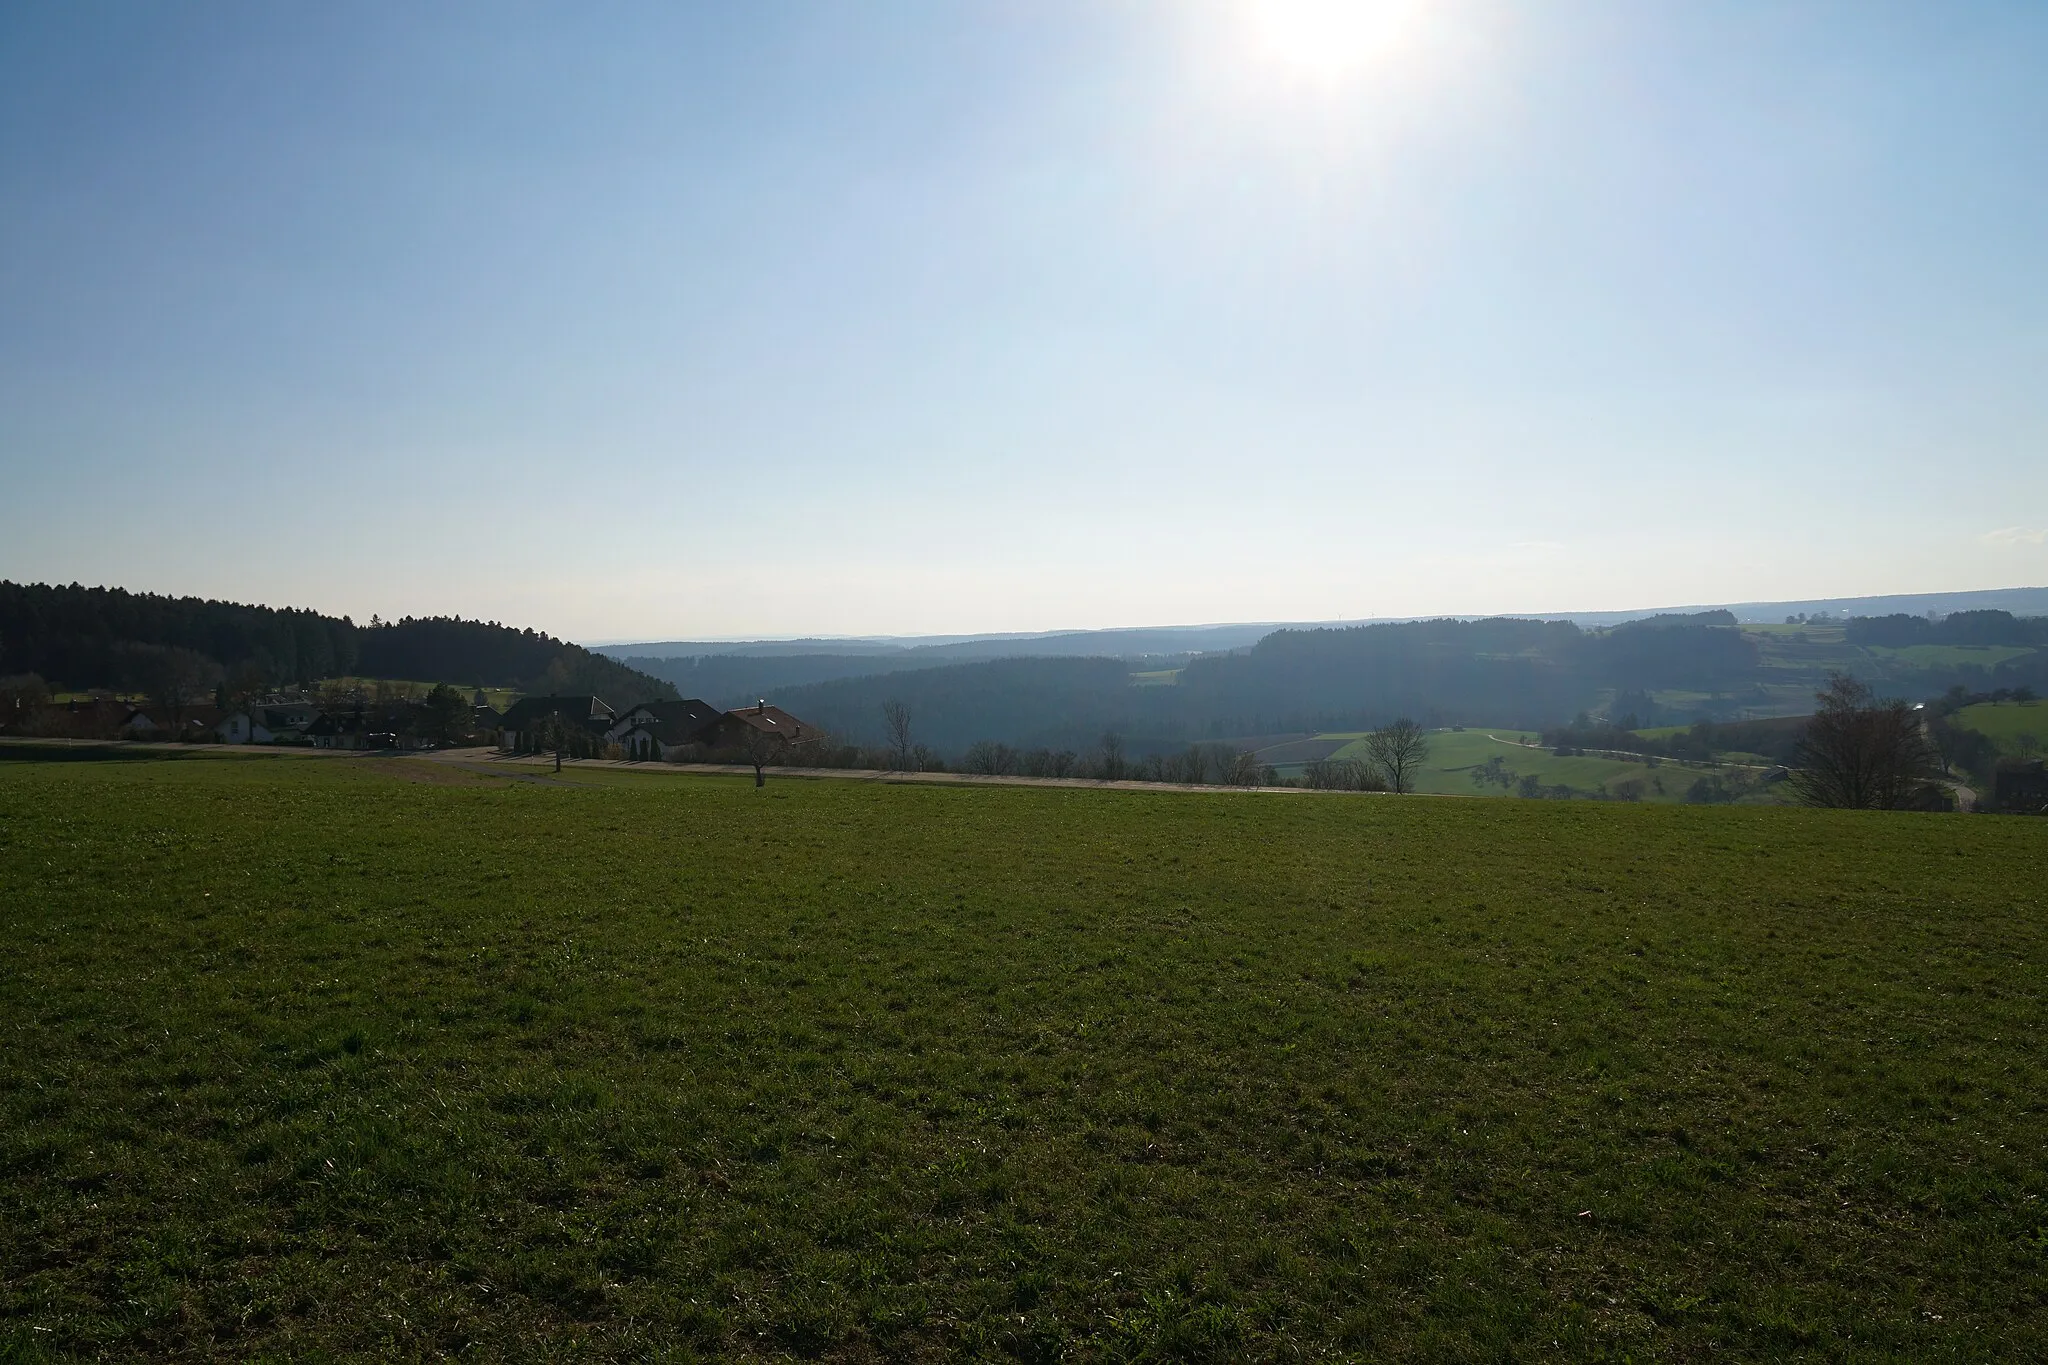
[321,677,523,709]
[3,751,2045,1360]
[1866,644,2039,671]
[1952,699,2047,752]
[1313,729,1766,803]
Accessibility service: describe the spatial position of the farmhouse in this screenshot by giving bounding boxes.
[306,711,364,749]
[498,694,616,751]
[605,698,722,760]
[700,701,819,755]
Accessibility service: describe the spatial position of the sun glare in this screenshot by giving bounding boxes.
[1243,0,1424,83]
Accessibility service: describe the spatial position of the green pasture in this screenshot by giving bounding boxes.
[1952,699,2048,751]
[319,676,522,709]
[5,751,2042,1359]
[1127,669,1181,687]
[1318,728,1766,803]
[1867,644,2038,670]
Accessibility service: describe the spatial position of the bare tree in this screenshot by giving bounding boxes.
[1363,718,1430,794]
[736,725,783,787]
[1097,731,1125,781]
[1789,673,1942,809]
[143,648,220,726]
[0,673,50,734]
[882,699,913,771]
[964,740,1018,776]
[1222,748,1263,787]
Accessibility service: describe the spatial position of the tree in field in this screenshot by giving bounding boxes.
[882,700,913,771]
[1363,718,1430,794]
[1789,673,1942,809]
[1471,754,1516,790]
[736,725,784,788]
[733,722,822,787]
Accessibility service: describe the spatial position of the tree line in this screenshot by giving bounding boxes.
[0,582,674,706]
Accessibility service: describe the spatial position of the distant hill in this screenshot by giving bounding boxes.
[764,609,2048,757]
[0,582,675,706]
[600,587,2048,706]
[604,622,1278,663]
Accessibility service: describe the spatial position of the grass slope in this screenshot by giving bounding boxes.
[2,753,2044,1360]
[1318,730,1758,803]
[1952,699,2047,751]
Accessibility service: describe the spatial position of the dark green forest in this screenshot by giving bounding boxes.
[0,583,673,705]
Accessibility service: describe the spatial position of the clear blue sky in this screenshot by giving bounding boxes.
[3,1,2044,641]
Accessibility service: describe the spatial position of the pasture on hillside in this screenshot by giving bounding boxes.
[1,750,2043,1361]
[1289,729,1777,803]
[1953,699,2047,752]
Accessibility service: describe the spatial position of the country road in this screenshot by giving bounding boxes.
[414,746,1354,796]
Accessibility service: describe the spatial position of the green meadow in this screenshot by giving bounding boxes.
[1952,699,2047,752]
[1318,729,1763,803]
[2,751,2045,1360]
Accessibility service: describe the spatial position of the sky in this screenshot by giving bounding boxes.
[3,1,2045,642]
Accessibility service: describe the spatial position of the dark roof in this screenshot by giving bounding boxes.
[627,698,721,734]
[720,704,817,741]
[500,695,614,729]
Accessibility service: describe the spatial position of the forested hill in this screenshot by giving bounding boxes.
[767,609,2048,755]
[0,582,675,704]
[767,614,1759,753]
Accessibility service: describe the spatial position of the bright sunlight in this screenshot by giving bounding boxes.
[1242,0,1427,83]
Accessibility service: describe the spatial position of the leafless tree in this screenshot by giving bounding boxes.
[736,725,784,787]
[1790,674,1942,808]
[1363,718,1430,794]
[146,648,220,726]
[1097,731,1125,781]
[964,740,1018,776]
[1162,745,1212,785]
[1304,757,1387,792]
[1221,748,1263,787]
[882,699,913,770]
[0,673,50,733]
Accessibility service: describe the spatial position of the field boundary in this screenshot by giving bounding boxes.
[424,748,1395,796]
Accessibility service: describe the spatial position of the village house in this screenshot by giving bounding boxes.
[214,703,321,745]
[604,698,722,760]
[700,701,820,756]
[498,695,616,751]
[305,711,365,749]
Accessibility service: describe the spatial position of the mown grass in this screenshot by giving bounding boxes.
[2,753,2045,1361]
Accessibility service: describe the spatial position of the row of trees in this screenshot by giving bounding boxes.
[0,582,675,705]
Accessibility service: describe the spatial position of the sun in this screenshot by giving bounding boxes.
[1243,0,1424,83]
